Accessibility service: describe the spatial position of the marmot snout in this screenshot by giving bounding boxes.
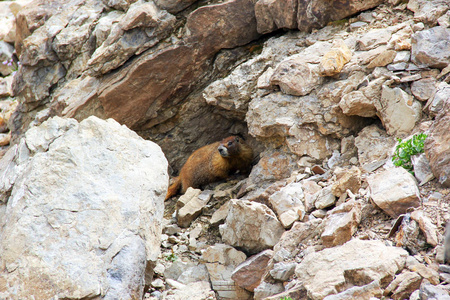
[165,136,253,200]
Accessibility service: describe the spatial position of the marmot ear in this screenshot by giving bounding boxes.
[235,136,240,143]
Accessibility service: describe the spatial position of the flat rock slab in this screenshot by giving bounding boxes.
[295,239,408,300]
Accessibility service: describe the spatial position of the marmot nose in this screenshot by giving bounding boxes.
[218,145,228,157]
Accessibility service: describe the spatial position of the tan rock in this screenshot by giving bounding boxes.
[295,239,408,300]
[314,186,336,210]
[409,264,439,285]
[257,67,275,89]
[245,149,299,187]
[219,200,285,254]
[331,166,361,197]
[302,180,323,212]
[91,10,124,48]
[176,187,202,210]
[268,182,306,228]
[0,41,15,77]
[339,90,377,118]
[272,219,323,262]
[0,1,21,43]
[254,281,284,300]
[0,100,16,133]
[161,280,217,300]
[202,244,250,299]
[384,271,422,300]
[203,55,268,117]
[408,0,449,25]
[55,76,101,119]
[231,249,273,292]
[246,91,342,161]
[270,261,297,281]
[319,39,352,77]
[358,28,393,51]
[270,56,324,96]
[321,200,362,248]
[202,34,305,118]
[210,202,230,226]
[323,280,382,300]
[389,24,413,51]
[177,189,212,228]
[367,167,420,218]
[0,76,13,98]
[410,210,438,247]
[367,50,397,68]
[354,124,396,166]
[376,85,422,136]
[287,125,341,160]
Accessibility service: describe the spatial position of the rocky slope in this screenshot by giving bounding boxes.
[0,0,450,299]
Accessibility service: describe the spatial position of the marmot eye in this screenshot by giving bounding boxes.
[227,141,233,146]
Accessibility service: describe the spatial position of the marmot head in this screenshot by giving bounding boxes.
[218,136,243,157]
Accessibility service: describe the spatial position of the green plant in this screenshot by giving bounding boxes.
[279,297,293,300]
[165,252,178,262]
[392,133,427,174]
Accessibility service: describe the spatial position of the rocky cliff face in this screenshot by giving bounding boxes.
[1,0,450,299]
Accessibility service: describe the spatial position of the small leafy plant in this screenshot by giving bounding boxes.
[279,297,293,300]
[392,133,427,174]
[165,252,178,262]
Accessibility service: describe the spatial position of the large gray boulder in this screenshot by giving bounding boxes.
[0,116,168,299]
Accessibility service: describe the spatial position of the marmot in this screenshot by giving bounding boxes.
[165,136,253,200]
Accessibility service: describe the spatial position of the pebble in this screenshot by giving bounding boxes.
[151,278,165,288]
[413,22,425,32]
[349,21,367,31]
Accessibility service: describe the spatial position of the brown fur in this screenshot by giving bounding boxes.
[165,136,253,200]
